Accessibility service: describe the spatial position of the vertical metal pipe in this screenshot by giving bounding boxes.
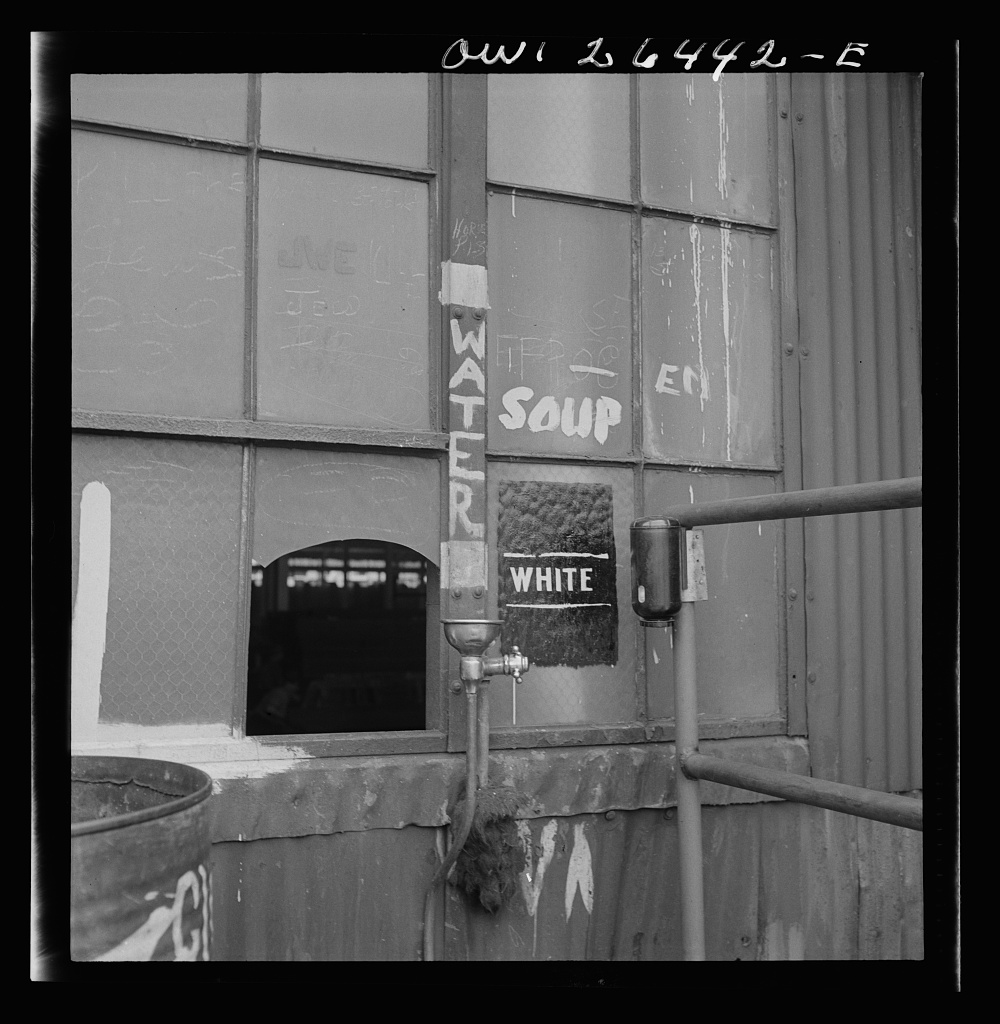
[423,687,480,961]
[477,682,490,789]
[673,601,706,960]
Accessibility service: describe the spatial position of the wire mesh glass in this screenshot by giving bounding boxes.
[71,435,244,726]
[487,462,638,728]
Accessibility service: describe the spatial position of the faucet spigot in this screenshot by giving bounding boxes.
[482,645,530,683]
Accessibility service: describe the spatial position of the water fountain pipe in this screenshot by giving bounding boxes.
[422,682,478,961]
[421,621,529,961]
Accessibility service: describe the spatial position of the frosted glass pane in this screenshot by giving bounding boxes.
[488,74,630,200]
[71,132,246,418]
[256,160,429,428]
[641,73,773,225]
[261,74,427,168]
[487,194,632,457]
[72,74,248,142]
[643,470,781,722]
[253,447,440,568]
[642,217,775,467]
[72,436,243,726]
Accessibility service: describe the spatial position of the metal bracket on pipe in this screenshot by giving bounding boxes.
[681,529,708,603]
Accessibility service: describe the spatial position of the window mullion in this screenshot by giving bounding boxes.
[441,74,489,751]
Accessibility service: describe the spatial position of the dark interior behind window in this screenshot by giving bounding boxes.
[247,539,427,735]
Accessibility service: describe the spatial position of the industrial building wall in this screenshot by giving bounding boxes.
[791,75,922,792]
[205,746,923,961]
[68,69,924,962]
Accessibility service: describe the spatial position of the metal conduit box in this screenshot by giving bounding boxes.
[630,516,683,625]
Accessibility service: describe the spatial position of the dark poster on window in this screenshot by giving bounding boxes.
[497,481,617,668]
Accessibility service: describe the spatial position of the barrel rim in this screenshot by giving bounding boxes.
[71,756,213,837]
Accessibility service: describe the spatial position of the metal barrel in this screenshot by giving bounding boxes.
[71,756,214,962]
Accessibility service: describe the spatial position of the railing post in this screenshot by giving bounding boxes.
[673,600,706,960]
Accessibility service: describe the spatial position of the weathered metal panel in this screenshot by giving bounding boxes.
[443,802,922,961]
[210,827,441,961]
[857,815,925,959]
[791,74,921,790]
[204,739,811,843]
[201,752,920,961]
[756,801,858,959]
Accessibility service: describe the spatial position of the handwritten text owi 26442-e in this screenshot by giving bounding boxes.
[442,39,870,78]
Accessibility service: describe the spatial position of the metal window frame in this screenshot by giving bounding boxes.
[475,72,800,749]
[71,74,453,756]
[69,72,810,759]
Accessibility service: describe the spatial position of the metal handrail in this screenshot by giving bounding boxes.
[635,475,923,961]
[651,475,922,528]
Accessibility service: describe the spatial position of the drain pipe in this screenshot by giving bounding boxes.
[630,517,704,960]
[422,681,478,962]
[422,621,528,961]
[673,600,706,960]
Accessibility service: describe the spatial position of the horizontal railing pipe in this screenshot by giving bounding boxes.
[654,476,921,529]
[682,753,923,832]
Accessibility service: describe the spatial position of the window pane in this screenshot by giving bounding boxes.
[247,540,428,735]
[643,470,781,722]
[71,74,249,142]
[488,74,630,201]
[256,160,429,428]
[642,217,776,467]
[71,436,243,727]
[640,73,773,225]
[487,194,632,458]
[72,132,247,418]
[252,447,440,571]
[487,463,637,728]
[260,74,428,168]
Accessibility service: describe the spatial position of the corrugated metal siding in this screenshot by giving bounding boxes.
[207,804,922,961]
[445,806,920,961]
[791,74,922,791]
[211,827,442,960]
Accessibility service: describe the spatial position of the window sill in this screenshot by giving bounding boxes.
[199,735,810,843]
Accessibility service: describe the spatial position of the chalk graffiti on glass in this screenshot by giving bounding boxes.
[488,195,632,458]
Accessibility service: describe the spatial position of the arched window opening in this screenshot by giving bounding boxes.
[247,539,428,735]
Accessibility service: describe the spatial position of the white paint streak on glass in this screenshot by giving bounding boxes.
[717,77,728,201]
[721,225,733,461]
[72,481,111,742]
[689,224,709,411]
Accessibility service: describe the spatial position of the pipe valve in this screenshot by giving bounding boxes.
[442,620,530,691]
[484,646,528,684]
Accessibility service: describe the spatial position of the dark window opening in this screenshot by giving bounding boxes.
[246,539,428,735]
